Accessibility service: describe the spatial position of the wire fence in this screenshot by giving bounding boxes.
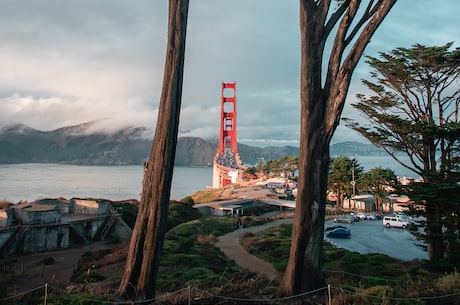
[1,274,459,305]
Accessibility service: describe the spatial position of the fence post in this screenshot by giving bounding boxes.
[44,283,48,305]
[328,284,331,305]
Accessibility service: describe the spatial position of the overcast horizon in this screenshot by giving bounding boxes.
[0,1,459,147]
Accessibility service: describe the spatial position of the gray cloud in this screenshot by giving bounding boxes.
[0,1,458,146]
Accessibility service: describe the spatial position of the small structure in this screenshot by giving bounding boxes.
[0,198,132,258]
[343,195,376,212]
[193,199,255,216]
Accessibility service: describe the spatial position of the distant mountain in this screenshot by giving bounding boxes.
[0,123,386,166]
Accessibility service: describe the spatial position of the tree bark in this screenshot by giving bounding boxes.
[118,0,189,301]
[279,0,397,299]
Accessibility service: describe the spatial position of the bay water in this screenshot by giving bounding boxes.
[0,155,416,203]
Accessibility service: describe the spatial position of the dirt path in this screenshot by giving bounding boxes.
[215,217,293,282]
[6,241,116,292]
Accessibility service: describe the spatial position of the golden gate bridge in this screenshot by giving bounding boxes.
[212,82,246,188]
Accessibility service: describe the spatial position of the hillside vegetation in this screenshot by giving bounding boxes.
[2,194,459,304]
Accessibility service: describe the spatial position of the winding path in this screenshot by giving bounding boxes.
[215,217,293,282]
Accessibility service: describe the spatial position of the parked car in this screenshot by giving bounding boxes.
[349,213,361,221]
[366,213,377,220]
[325,225,347,231]
[333,216,353,224]
[326,227,351,238]
[356,212,367,220]
[383,216,409,229]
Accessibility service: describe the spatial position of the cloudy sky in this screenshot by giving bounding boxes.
[0,1,459,147]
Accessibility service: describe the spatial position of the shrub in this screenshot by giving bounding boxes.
[357,285,393,305]
[71,269,105,283]
[435,271,460,292]
[359,276,389,288]
[38,257,55,265]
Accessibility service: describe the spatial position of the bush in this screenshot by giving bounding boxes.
[435,271,460,292]
[359,276,389,288]
[71,269,105,283]
[358,285,393,304]
[38,257,55,265]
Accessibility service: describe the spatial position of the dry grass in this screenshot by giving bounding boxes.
[0,200,12,209]
[189,188,224,203]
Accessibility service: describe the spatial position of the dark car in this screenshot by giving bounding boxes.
[326,227,351,238]
[333,216,354,224]
[325,225,347,231]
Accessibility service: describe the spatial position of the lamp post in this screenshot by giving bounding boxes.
[351,167,356,210]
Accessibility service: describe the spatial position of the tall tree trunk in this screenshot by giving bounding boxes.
[279,2,330,297]
[279,0,397,299]
[118,0,189,301]
[426,204,444,259]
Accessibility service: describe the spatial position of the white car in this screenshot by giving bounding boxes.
[356,212,367,220]
[366,213,377,220]
[383,216,409,229]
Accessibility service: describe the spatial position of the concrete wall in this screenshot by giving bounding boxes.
[110,218,132,240]
[71,199,110,215]
[35,199,71,214]
[70,218,106,241]
[0,199,131,257]
[15,209,61,225]
[22,226,69,253]
[0,228,17,250]
[0,209,16,227]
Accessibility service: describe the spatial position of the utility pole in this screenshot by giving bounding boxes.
[351,167,356,210]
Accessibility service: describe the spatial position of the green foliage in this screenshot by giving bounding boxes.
[47,292,106,305]
[179,196,194,205]
[328,156,363,209]
[111,198,202,231]
[110,201,138,229]
[165,217,233,241]
[359,276,389,288]
[241,224,292,272]
[161,253,206,267]
[241,204,279,216]
[167,199,202,231]
[259,155,299,177]
[344,43,460,261]
[71,270,105,283]
[157,217,244,291]
[358,166,398,210]
[38,257,55,266]
[180,267,219,283]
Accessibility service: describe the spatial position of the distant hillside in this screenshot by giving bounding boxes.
[0,123,385,166]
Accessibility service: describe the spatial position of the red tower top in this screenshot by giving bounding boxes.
[218,82,238,155]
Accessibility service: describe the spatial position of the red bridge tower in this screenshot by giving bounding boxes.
[213,82,244,188]
[218,82,238,155]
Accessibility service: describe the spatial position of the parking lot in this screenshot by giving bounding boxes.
[324,218,429,261]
